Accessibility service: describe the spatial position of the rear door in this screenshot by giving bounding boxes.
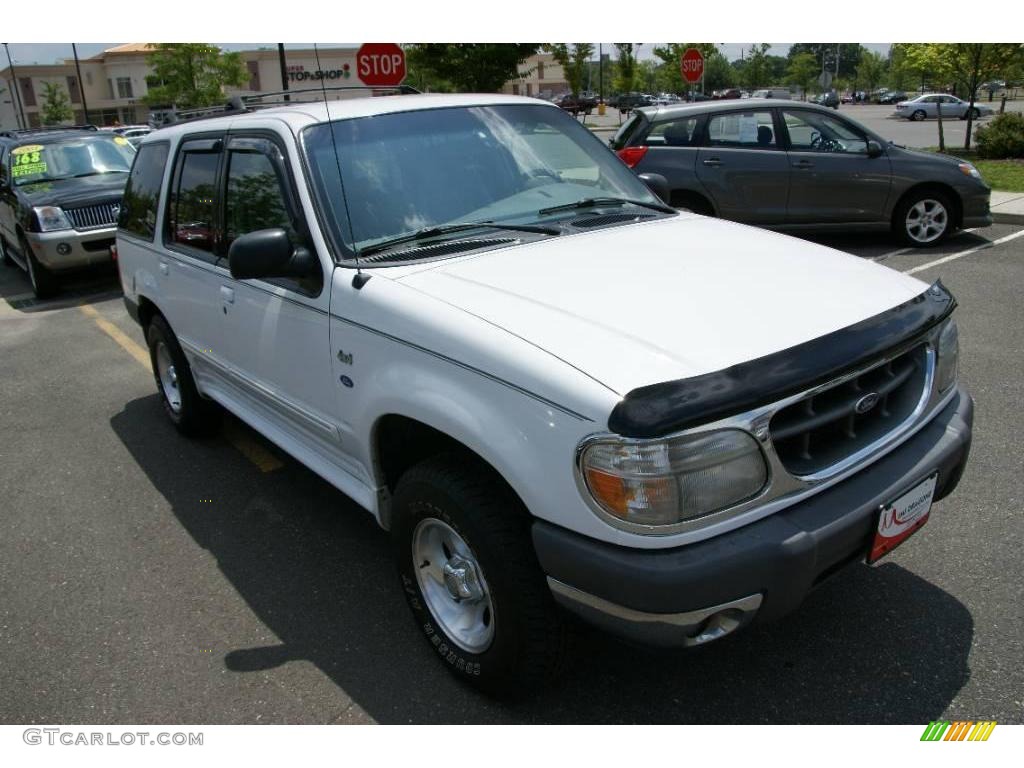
[695,108,789,223]
[780,108,891,224]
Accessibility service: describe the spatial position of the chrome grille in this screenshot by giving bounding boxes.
[66,201,120,230]
[770,345,928,476]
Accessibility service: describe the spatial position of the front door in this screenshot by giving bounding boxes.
[694,108,789,223]
[780,108,891,224]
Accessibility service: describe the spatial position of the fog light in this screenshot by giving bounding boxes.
[56,242,72,255]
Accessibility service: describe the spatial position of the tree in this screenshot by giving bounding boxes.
[545,44,595,97]
[788,44,867,80]
[856,50,888,94]
[786,52,819,99]
[143,44,248,109]
[742,44,772,90]
[40,81,73,125]
[902,43,1024,150]
[613,44,641,93]
[405,44,540,93]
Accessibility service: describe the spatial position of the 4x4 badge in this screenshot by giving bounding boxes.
[337,349,353,365]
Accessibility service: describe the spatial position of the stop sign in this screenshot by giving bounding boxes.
[356,43,406,87]
[680,48,704,84]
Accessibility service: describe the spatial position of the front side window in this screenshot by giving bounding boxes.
[168,150,220,254]
[303,103,659,256]
[224,150,293,248]
[782,110,869,154]
[119,142,169,241]
[10,135,135,187]
[706,111,777,149]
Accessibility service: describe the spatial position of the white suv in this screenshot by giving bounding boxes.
[117,92,973,696]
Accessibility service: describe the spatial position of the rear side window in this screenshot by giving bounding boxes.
[119,142,169,241]
[167,144,221,255]
[645,116,702,147]
[706,111,777,149]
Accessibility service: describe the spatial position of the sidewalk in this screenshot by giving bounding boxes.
[990,190,1024,225]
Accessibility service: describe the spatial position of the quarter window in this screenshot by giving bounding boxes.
[119,142,169,241]
[782,110,869,154]
[706,111,777,149]
[168,148,221,254]
[645,116,702,147]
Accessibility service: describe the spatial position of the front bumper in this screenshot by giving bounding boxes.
[26,227,117,271]
[961,186,993,229]
[534,386,973,647]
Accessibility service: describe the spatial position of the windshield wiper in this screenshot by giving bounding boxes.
[360,221,560,257]
[538,196,675,216]
[72,170,128,178]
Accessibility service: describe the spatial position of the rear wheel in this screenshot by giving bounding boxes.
[20,235,56,298]
[146,314,220,436]
[392,454,567,697]
[894,190,954,247]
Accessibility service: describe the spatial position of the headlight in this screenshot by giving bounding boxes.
[33,205,72,232]
[579,429,768,529]
[958,162,982,180]
[935,318,959,393]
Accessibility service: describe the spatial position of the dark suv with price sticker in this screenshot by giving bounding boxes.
[0,126,135,298]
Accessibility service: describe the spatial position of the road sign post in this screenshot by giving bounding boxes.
[356,43,407,87]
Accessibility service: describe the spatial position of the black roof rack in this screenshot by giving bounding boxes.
[0,124,99,139]
[153,84,421,128]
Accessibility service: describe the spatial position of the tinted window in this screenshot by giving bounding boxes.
[168,150,220,253]
[119,142,169,240]
[645,116,701,147]
[782,111,869,154]
[706,111,777,149]
[224,150,292,248]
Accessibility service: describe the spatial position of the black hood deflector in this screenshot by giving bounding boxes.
[607,281,956,438]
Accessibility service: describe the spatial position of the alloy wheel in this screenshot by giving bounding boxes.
[905,199,949,244]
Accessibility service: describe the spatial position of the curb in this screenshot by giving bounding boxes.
[992,211,1024,225]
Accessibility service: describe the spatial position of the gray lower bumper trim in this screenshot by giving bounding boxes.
[548,577,762,648]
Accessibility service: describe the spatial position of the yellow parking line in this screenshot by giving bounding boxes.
[78,303,151,368]
[78,302,282,473]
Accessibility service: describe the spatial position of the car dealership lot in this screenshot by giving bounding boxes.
[1,223,1023,724]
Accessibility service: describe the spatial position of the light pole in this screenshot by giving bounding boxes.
[4,43,27,130]
[72,43,90,124]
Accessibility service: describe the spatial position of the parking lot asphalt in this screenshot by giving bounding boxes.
[588,100,1024,150]
[1,222,1023,725]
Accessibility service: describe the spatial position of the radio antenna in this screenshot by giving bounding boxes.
[313,43,368,288]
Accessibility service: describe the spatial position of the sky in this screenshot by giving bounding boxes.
[4,42,894,66]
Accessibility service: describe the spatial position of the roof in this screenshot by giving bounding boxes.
[638,98,848,119]
[97,43,156,57]
[147,93,556,140]
[0,128,109,145]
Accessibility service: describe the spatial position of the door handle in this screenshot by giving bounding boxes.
[792,159,815,168]
[702,158,722,167]
[220,286,235,304]
[158,261,169,276]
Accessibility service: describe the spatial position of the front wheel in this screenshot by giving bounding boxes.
[894,190,954,247]
[392,454,567,697]
[20,236,56,298]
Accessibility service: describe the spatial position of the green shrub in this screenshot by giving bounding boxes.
[975,112,1024,159]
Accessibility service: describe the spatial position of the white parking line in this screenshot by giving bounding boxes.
[870,229,977,263]
[903,228,1024,275]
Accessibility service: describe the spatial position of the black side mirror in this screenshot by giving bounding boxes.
[228,228,317,281]
[866,140,884,158]
[637,172,670,205]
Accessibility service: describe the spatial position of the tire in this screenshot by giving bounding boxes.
[971,107,980,119]
[911,109,926,121]
[0,237,13,267]
[20,235,56,299]
[893,189,955,247]
[392,454,567,697]
[146,314,221,437]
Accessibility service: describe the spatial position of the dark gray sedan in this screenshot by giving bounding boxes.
[610,100,992,246]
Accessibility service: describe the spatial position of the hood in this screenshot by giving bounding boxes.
[16,173,127,208]
[395,215,929,395]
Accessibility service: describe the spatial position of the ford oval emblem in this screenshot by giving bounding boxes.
[854,392,880,415]
[339,375,354,388]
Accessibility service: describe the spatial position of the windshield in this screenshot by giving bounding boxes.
[12,135,135,187]
[302,103,660,256]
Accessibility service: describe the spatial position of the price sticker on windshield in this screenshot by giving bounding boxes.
[11,144,43,156]
[114,136,129,146]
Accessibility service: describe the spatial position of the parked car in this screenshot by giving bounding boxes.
[610,100,991,246]
[0,126,136,297]
[814,90,840,109]
[615,92,653,111]
[878,90,907,105]
[895,94,995,121]
[712,88,742,100]
[118,93,973,696]
[750,88,792,100]
[553,93,598,116]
